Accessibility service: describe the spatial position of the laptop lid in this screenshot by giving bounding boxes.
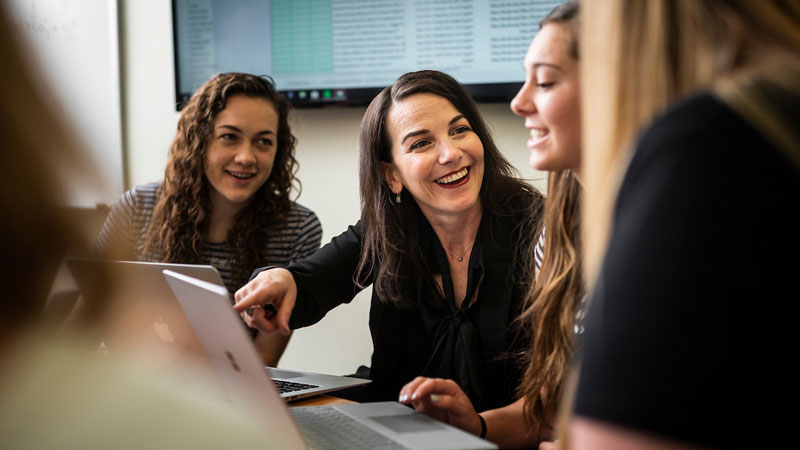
[159,269,369,402]
[66,259,225,362]
[162,269,308,449]
[163,270,497,450]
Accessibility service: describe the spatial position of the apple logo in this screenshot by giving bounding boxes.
[225,351,241,372]
[152,316,175,344]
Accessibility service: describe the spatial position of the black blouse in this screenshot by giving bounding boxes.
[265,209,532,411]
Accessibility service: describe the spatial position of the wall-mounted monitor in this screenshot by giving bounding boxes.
[172,0,564,109]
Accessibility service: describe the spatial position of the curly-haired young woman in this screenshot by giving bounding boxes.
[95,73,322,365]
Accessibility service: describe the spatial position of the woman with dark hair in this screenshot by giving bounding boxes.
[399,2,584,448]
[96,73,322,365]
[235,70,544,411]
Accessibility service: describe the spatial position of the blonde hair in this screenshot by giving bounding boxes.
[580,0,800,286]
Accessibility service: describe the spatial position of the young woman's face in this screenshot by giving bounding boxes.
[382,93,484,222]
[511,23,581,173]
[204,94,278,210]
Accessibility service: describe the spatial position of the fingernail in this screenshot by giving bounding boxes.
[399,394,407,402]
[430,394,440,403]
[411,392,418,401]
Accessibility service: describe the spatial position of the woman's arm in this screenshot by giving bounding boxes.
[248,207,321,365]
[253,330,292,366]
[399,377,542,448]
[235,222,365,333]
[482,397,543,448]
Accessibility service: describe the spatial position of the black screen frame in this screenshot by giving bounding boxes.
[171,0,529,110]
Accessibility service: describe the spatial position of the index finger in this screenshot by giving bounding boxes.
[399,376,431,403]
[411,378,463,401]
[232,286,264,312]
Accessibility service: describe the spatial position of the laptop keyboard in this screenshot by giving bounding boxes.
[273,379,319,394]
[290,406,406,450]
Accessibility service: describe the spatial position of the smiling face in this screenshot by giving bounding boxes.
[204,94,278,212]
[511,23,581,173]
[382,93,484,222]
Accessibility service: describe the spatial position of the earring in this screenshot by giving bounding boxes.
[395,191,402,204]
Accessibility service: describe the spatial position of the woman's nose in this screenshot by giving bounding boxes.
[438,139,462,165]
[511,81,536,117]
[234,144,257,165]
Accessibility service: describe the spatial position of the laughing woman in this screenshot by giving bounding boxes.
[234,70,544,411]
[95,73,322,366]
[398,3,585,447]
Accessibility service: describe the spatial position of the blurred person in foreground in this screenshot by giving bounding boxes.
[569,1,800,448]
[0,5,283,449]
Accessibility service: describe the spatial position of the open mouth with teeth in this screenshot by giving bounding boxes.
[226,170,256,180]
[435,167,470,186]
[527,128,550,150]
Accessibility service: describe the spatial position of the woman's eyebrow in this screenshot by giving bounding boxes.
[401,129,429,144]
[532,62,563,71]
[217,124,275,135]
[401,114,468,144]
[449,114,466,125]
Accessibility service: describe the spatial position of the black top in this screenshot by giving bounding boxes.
[268,209,532,411]
[574,93,800,448]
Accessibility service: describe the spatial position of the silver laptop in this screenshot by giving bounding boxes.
[163,269,497,450]
[66,259,369,400]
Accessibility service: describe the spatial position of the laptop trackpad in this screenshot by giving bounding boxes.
[370,414,444,433]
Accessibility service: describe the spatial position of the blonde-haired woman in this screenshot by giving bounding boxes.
[571,1,800,448]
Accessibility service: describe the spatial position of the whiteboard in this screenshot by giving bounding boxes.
[5,0,124,207]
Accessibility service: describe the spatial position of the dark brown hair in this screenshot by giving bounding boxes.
[356,70,543,304]
[515,0,584,436]
[144,73,299,288]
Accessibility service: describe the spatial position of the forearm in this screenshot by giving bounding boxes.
[481,398,542,448]
[286,223,365,328]
[254,330,292,367]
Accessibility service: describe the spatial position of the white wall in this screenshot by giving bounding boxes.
[120,0,546,375]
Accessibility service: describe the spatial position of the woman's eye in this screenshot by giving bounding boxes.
[537,82,555,89]
[410,139,430,151]
[257,138,274,147]
[219,133,237,141]
[452,125,471,135]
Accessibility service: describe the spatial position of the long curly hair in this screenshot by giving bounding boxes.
[513,1,583,436]
[356,70,543,304]
[143,73,299,288]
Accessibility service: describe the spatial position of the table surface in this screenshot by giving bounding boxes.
[288,394,357,408]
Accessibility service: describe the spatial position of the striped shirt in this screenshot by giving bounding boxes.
[532,226,586,335]
[95,182,322,294]
[534,226,546,274]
